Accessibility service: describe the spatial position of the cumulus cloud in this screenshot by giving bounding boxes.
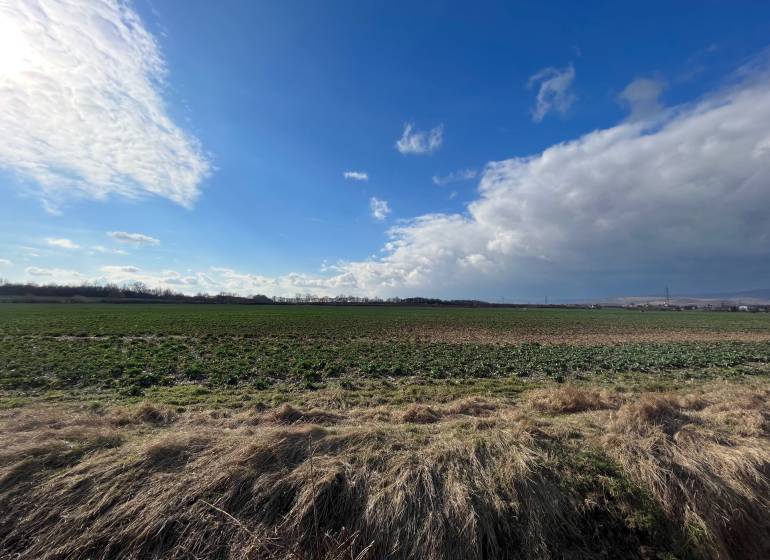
[343,171,368,181]
[328,71,770,297]
[0,258,12,266]
[369,197,391,221]
[0,0,210,210]
[432,168,478,186]
[45,238,79,249]
[107,231,160,246]
[395,123,443,155]
[618,77,665,120]
[528,64,576,122]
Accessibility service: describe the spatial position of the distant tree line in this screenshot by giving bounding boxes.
[0,280,504,306]
[0,280,271,304]
[271,294,492,306]
[0,280,626,308]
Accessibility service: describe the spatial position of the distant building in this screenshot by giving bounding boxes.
[738,305,749,312]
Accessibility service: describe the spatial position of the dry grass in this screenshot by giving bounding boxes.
[269,403,345,425]
[400,403,443,424]
[603,390,770,559]
[447,397,497,416]
[527,384,619,414]
[0,384,768,559]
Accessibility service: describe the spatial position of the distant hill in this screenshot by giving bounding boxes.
[696,289,770,301]
[593,288,770,307]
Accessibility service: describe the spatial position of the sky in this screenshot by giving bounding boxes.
[1,0,770,301]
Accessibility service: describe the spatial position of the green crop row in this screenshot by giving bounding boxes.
[2,335,769,390]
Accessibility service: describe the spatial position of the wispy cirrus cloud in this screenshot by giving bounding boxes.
[107,231,160,246]
[343,171,369,181]
[432,168,477,186]
[369,197,391,221]
[395,123,443,155]
[527,64,576,122]
[0,0,210,211]
[91,245,129,255]
[0,259,12,266]
[45,238,79,250]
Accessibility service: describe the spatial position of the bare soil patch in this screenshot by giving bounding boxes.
[406,326,770,345]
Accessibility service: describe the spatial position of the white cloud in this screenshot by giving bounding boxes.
[618,77,665,120]
[0,0,210,210]
[101,265,141,274]
[0,258,12,266]
[107,231,160,246]
[528,64,576,122]
[432,168,478,186]
[99,265,199,288]
[343,171,369,181]
[395,123,443,155]
[369,197,391,221]
[320,71,770,297]
[91,245,128,255]
[45,237,79,250]
[94,265,362,295]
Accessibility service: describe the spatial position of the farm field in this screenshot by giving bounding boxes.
[3,303,770,396]
[1,304,769,559]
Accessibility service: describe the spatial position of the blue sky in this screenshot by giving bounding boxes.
[1,0,770,300]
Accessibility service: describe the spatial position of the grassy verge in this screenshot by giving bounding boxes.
[1,379,768,559]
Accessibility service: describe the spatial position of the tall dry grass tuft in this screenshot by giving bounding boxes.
[447,397,497,416]
[130,401,179,425]
[528,384,618,414]
[401,404,443,424]
[0,402,669,560]
[603,393,770,559]
[1,389,768,559]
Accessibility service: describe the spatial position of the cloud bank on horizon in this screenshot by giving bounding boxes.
[335,74,770,296]
[0,0,210,211]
